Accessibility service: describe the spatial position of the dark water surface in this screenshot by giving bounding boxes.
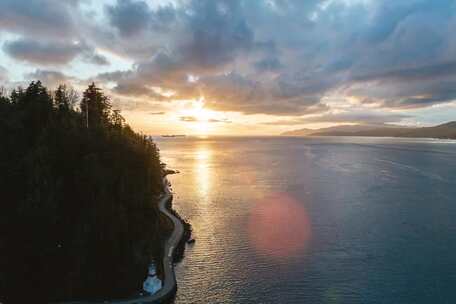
[156,136,456,304]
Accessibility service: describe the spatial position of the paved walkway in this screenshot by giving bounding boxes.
[61,177,184,304]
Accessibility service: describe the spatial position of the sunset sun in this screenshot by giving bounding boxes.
[178,99,220,135]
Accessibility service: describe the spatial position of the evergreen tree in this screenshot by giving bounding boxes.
[54,84,78,112]
[0,81,167,303]
[80,83,111,129]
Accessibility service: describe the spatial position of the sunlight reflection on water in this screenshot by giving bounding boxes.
[194,146,211,199]
[156,136,456,304]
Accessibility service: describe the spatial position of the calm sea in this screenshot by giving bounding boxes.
[155,136,456,304]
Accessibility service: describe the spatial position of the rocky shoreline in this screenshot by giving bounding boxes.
[57,172,192,304]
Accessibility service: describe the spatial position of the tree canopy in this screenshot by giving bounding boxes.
[0,81,168,303]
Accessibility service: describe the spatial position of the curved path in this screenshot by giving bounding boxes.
[61,177,184,304]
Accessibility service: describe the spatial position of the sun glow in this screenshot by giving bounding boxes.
[178,98,220,135]
[189,107,213,122]
[195,146,211,198]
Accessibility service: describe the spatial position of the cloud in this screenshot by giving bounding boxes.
[4,39,82,65]
[179,116,198,122]
[105,0,152,37]
[209,118,232,123]
[179,115,231,123]
[111,81,175,101]
[105,0,177,38]
[2,0,456,123]
[181,1,254,68]
[0,66,8,83]
[85,53,110,66]
[304,111,410,124]
[0,0,79,38]
[25,70,76,88]
[198,72,329,115]
[90,1,347,115]
[351,61,456,83]
[347,77,456,109]
[254,57,283,72]
[264,110,410,126]
[93,0,258,100]
[3,38,109,66]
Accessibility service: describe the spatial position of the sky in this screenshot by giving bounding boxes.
[1,0,456,135]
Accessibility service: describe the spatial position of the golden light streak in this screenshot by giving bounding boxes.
[195,146,212,199]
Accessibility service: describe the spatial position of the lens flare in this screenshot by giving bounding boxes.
[248,192,311,258]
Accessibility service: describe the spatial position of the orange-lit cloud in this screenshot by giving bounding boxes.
[3,0,456,134]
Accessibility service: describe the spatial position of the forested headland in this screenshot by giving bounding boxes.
[0,81,172,303]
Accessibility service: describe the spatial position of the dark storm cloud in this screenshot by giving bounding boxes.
[362,0,455,44]
[182,1,254,68]
[111,0,254,66]
[113,81,174,101]
[26,70,76,88]
[105,0,177,37]
[105,0,152,37]
[113,82,157,97]
[352,61,456,83]
[347,77,456,109]
[96,70,134,83]
[197,72,329,115]
[392,82,456,108]
[86,53,110,66]
[98,0,255,79]
[3,38,109,66]
[2,0,456,120]
[0,0,79,38]
[3,39,82,65]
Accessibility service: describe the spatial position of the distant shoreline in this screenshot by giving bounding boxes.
[282,121,456,139]
[282,135,456,140]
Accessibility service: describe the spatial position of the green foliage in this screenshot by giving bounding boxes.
[0,82,166,303]
[80,83,112,129]
[54,84,78,113]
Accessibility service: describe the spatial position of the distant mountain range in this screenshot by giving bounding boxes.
[282,121,456,139]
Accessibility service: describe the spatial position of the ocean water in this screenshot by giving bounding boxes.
[156,136,456,304]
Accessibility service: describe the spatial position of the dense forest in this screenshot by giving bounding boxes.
[0,81,171,303]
